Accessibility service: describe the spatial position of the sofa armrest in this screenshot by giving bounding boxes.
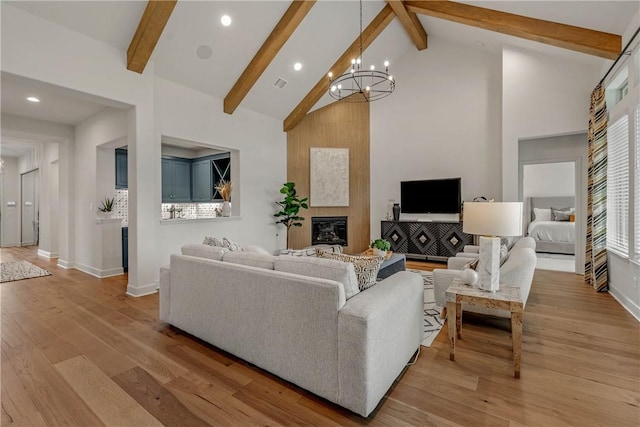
[337,271,423,417]
[464,245,480,254]
[159,265,171,322]
[448,256,472,270]
[433,268,461,307]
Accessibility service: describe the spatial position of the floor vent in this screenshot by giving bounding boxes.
[273,77,288,89]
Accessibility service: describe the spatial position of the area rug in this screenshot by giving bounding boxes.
[0,260,51,283]
[408,269,444,347]
[536,253,575,273]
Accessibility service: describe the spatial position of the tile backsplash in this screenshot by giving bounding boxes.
[115,189,128,225]
[114,189,223,222]
[161,202,223,219]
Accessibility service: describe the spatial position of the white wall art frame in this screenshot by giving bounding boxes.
[310,148,349,207]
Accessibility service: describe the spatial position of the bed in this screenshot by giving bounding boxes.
[527,196,575,255]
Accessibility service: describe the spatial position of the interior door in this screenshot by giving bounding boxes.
[21,169,39,246]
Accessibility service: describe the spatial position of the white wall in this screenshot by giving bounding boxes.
[502,46,602,202]
[0,157,20,246]
[74,108,127,275]
[370,36,502,237]
[38,142,60,257]
[523,162,575,200]
[154,78,286,264]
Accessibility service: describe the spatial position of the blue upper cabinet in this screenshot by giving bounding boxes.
[211,154,231,201]
[115,148,128,189]
[162,158,192,202]
[191,159,212,202]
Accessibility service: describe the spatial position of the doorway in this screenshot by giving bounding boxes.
[21,169,39,246]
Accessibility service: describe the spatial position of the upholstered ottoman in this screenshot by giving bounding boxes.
[377,253,406,280]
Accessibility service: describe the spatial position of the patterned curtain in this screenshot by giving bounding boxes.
[585,83,608,291]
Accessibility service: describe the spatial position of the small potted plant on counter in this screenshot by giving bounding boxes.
[370,238,391,258]
[98,197,116,219]
[215,180,232,217]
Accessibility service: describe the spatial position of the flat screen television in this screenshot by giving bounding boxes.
[400,178,462,214]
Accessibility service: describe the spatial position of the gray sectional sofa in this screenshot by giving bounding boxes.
[159,244,424,417]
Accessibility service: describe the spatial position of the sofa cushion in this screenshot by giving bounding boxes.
[317,250,383,291]
[274,256,360,300]
[223,251,275,270]
[244,244,270,255]
[182,243,227,261]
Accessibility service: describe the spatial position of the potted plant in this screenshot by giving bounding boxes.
[274,182,308,249]
[215,180,232,217]
[98,196,115,218]
[370,238,391,257]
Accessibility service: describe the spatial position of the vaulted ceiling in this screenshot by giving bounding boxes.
[3,1,639,130]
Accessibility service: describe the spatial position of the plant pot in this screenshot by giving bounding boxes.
[372,248,387,257]
[98,211,116,219]
[221,201,231,217]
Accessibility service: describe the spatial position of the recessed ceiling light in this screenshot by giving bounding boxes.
[294,62,302,71]
[26,97,40,103]
[196,45,213,59]
[220,15,231,27]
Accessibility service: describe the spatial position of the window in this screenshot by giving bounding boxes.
[607,115,629,255]
[635,106,640,258]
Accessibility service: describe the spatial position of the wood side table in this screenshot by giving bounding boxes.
[446,279,524,378]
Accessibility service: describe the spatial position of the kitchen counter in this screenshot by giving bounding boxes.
[159,216,241,224]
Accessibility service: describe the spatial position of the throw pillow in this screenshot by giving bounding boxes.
[533,208,552,221]
[551,207,574,222]
[222,237,243,252]
[317,249,383,291]
[499,244,509,266]
[464,258,479,270]
[203,236,223,247]
[500,236,519,251]
[279,247,318,257]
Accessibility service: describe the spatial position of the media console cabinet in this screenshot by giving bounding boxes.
[381,220,472,261]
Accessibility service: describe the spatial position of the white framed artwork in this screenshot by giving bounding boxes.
[310,148,349,207]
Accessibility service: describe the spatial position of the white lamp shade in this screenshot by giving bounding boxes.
[463,202,523,236]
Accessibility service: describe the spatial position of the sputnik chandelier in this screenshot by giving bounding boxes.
[328,0,395,102]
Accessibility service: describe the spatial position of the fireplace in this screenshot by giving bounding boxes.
[311,216,348,246]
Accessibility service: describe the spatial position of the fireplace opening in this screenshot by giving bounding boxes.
[311,216,348,246]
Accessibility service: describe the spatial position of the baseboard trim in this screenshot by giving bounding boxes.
[126,281,158,297]
[608,286,640,322]
[57,259,73,269]
[37,249,59,259]
[74,263,124,279]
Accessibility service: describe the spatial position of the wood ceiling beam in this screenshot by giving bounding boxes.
[127,0,177,73]
[284,4,395,132]
[386,1,428,51]
[224,0,317,115]
[404,1,620,60]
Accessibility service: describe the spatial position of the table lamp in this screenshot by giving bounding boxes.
[463,202,523,291]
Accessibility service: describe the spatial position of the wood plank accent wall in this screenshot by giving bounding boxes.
[286,101,370,253]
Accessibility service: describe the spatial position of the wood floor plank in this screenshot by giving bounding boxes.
[112,366,209,427]
[4,346,104,426]
[55,355,163,427]
[0,349,48,427]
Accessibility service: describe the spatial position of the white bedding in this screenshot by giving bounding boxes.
[528,220,575,243]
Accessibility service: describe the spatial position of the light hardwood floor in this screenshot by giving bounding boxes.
[1,246,639,426]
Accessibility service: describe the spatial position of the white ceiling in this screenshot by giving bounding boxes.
[2,1,639,124]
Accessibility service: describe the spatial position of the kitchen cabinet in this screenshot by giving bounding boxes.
[115,148,128,189]
[162,158,192,202]
[191,159,212,202]
[211,154,231,201]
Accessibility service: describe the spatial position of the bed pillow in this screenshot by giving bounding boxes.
[533,208,552,221]
[551,207,574,222]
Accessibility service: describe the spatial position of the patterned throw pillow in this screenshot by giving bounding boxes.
[464,258,479,270]
[222,237,243,252]
[203,236,223,247]
[279,247,318,257]
[499,244,509,266]
[551,207,574,222]
[316,249,383,291]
